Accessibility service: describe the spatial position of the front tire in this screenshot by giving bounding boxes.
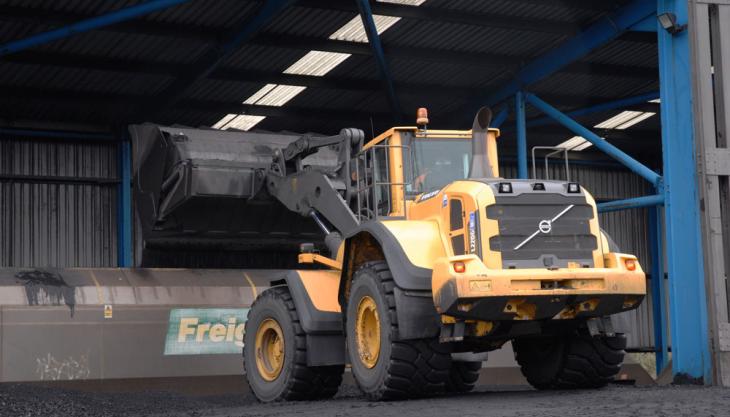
[346,261,452,400]
[514,330,626,390]
[243,287,344,402]
[445,361,482,393]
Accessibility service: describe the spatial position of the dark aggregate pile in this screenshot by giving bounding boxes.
[1,383,729,417]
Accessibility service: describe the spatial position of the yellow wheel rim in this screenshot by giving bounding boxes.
[255,318,285,381]
[355,296,381,369]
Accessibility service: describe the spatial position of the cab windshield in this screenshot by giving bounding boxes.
[404,135,472,196]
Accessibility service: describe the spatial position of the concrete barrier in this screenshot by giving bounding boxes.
[0,267,654,387]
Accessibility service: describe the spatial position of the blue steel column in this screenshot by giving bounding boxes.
[356,0,403,120]
[648,205,669,374]
[515,91,528,179]
[491,106,509,129]
[117,140,133,267]
[658,0,712,382]
[525,93,662,186]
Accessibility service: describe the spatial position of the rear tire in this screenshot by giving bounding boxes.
[346,261,452,400]
[243,287,344,402]
[445,361,482,393]
[514,330,626,390]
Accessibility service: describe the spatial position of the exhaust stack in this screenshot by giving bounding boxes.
[469,107,499,179]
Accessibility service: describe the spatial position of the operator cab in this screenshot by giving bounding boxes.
[355,107,500,220]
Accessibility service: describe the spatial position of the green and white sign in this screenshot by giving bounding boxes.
[164,308,249,355]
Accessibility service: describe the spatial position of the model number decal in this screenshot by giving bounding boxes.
[468,211,477,254]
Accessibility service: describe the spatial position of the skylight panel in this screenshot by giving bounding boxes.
[377,0,428,5]
[284,51,351,76]
[614,112,655,129]
[254,85,307,107]
[212,113,237,129]
[556,136,591,151]
[214,114,266,131]
[572,139,594,151]
[212,0,427,131]
[329,15,401,42]
[244,84,277,105]
[594,111,644,129]
[594,110,656,130]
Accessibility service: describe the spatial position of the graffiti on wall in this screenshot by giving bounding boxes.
[35,352,90,381]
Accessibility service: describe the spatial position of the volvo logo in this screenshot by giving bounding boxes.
[538,219,552,234]
[513,204,575,251]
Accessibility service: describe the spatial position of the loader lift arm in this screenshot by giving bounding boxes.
[266,128,364,255]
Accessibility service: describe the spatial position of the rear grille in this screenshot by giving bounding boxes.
[486,193,597,268]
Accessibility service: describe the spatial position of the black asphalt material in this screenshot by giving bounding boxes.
[2,383,729,417]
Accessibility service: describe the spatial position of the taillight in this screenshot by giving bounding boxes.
[624,259,637,271]
[453,261,466,273]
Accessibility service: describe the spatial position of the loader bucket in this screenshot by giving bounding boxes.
[128,125,341,268]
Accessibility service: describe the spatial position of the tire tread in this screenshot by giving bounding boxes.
[244,287,343,401]
[352,261,452,400]
[514,330,626,390]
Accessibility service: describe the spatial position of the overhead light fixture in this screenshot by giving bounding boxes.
[657,12,686,34]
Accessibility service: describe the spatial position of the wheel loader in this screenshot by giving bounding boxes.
[130,107,646,401]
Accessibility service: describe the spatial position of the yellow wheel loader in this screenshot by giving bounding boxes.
[131,107,646,401]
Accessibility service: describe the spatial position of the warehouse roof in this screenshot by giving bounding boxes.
[0,0,660,164]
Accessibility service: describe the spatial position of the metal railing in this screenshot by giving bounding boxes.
[355,144,410,222]
[531,146,571,181]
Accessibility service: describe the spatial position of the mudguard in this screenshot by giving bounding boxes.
[274,270,346,366]
[343,221,436,291]
[342,221,442,340]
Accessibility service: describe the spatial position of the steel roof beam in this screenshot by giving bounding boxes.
[0,84,653,123]
[142,0,295,119]
[501,0,619,12]
[3,50,657,94]
[476,0,657,109]
[525,92,661,186]
[1,78,649,114]
[0,0,193,57]
[526,91,660,128]
[0,86,393,124]
[520,125,660,142]
[0,3,659,48]
[355,0,402,120]
[252,34,658,78]
[297,0,579,35]
[0,5,222,43]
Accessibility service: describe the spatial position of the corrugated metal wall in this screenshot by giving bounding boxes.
[0,138,659,348]
[0,135,118,267]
